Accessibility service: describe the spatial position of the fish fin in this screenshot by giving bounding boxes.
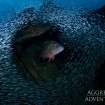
[48,57,52,62]
[52,56,55,61]
[42,41,49,46]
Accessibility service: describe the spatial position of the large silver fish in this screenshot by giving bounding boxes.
[40,41,64,62]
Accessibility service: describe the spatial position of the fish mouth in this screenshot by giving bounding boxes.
[53,46,64,55]
[59,46,64,52]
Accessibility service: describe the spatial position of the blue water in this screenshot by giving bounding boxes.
[54,0,105,10]
[0,0,43,21]
[0,0,105,22]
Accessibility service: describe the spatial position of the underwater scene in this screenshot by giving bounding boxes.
[0,0,105,105]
